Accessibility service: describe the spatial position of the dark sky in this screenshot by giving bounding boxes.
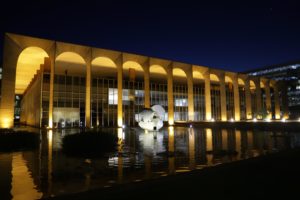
[1,0,300,72]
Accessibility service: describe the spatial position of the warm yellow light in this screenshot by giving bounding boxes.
[1,117,12,128]
[253,118,257,122]
[281,118,286,122]
[168,117,174,126]
[117,118,123,128]
[230,118,235,122]
[16,47,48,94]
[210,118,215,122]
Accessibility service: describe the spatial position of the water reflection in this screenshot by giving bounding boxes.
[1,127,300,199]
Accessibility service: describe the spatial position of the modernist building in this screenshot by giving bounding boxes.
[0,33,287,128]
[246,62,300,119]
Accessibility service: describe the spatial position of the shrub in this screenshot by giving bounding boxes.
[62,131,118,157]
[0,129,40,151]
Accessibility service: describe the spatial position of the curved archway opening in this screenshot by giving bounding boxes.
[91,57,118,127]
[53,52,86,128]
[15,47,49,127]
[122,61,145,126]
[149,65,168,121]
[225,76,234,120]
[210,73,221,121]
[193,71,205,121]
[238,78,246,120]
[173,68,188,122]
[249,80,257,119]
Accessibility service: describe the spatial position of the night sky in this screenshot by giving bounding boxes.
[1,0,300,72]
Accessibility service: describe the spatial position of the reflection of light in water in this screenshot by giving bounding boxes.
[11,153,42,200]
[206,128,213,165]
[189,128,195,169]
[235,130,241,159]
[221,129,228,150]
[139,131,165,156]
[47,130,53,195]
[168,127,174,152]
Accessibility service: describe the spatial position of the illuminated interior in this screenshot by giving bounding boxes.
[15,47,48,94]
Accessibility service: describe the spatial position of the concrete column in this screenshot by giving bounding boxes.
[273,83,281,119]
[244,78,252,119]
[143,60,150,108]
[0,36,21,128]
[219,74,227,121]
[115,55,123,127]
[167,64,174,125]
[255,78,262,118]
[48,57,55,128]
[204,71,211,120]
[187,66,194,121]
[264,80,272,119]
[232,75,240,121]
[85,60,91,128]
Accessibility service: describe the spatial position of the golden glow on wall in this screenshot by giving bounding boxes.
[225,76,233,83]
[192,71,204,80]
[238,78,245,85]
[15,47,48,94]
[56,52,85,64]
[123,61,144,72]
[210,74,219,82]
[92,57,117,68]
[1,117,12,129]
[260,81,265,88]
[173,68,187,77]
[250,80,256,90]
[149,65,167,74]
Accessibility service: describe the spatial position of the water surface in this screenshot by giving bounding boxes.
[1,127,299,199]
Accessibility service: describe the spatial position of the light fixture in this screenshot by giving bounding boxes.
[253,118,257,122]
[230,118,234,122]
[211,118,215,122]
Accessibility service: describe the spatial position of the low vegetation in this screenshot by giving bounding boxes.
[0,129,40,151]
[62,131,118,157]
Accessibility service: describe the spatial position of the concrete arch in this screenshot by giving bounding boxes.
[225,75,233,83]
[91,57,117,77]
[55,52,86,76]
[55,42,90,63]
[15,47,49,94]
[210,73,220,82]
[123,60,144,80]
[149,64,168,82]
[193,71,204,84]
[173,68,187,84]
[238,78,245,86]
[250,80,256,90]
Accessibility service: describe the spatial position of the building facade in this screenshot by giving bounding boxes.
[246,62,300,119]
[0,33,286,128]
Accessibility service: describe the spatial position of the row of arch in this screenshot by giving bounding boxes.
[0,33,286,128]
[14,46,282,128]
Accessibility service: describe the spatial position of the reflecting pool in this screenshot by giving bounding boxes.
[1,127,300,199]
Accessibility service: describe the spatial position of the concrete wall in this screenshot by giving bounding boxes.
[20,72,42,127]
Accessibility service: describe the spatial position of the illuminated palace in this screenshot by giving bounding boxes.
[0,33,288,128]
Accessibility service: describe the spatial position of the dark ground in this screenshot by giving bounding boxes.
[46,148,300,200]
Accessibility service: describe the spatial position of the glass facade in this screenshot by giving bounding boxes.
[239,86,246,120]
[193,83,205,121]
[226,83,234,120]
[91,78,118,127]
[53,75,86,128]
[211,83,221,120]
[150,82,168,121]
[173,84,188,121]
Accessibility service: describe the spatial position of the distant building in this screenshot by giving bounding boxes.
[246,61,300,119]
